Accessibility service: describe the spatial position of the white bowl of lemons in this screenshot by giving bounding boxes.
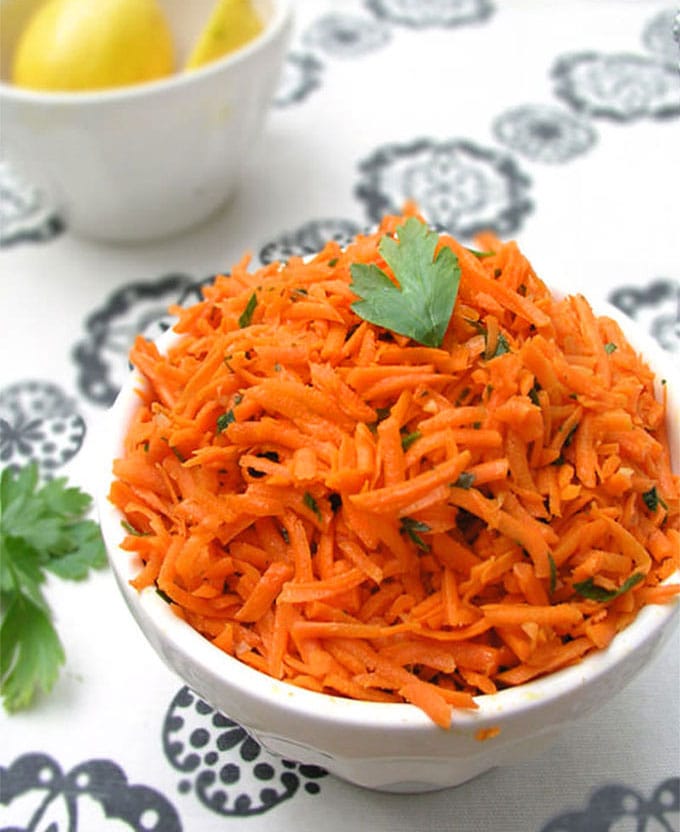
[0,0,292,242]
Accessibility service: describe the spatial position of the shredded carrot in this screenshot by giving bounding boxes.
[110,207,680,729]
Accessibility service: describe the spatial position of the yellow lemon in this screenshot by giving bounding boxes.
[11,0,175,92]
[185,0,263,70]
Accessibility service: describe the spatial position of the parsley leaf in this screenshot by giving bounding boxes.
[642,486,667,513]
[238,292,258,328]
[548,554,557,595]
[0,464,107,713]
[400,430,421,450]
[216,410,235,432]
[0,596,65,713]
[303,491,322,520]
[454,472,475,490]
[122,520,149,537]
[489,332,511,358]
[400,517,431,551]
[573,572,644,603]
[349,218,461,347]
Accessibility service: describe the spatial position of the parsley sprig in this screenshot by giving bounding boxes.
[349,218,461,347]
[0,463,107,713]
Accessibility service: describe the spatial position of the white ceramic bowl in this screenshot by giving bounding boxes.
[0,0,292,242]
[97,299,679,793]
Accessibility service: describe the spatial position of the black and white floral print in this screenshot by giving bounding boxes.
[552,52,680,122]
[274,52,324,107]
[259,218,364,264]
[641,7,678,64]
[0,381,86,473]
[356,137,532,238]
[0,752,182,831]
[0,160,64,248]
[72,273,212,407]
[609,278,679,354]
[163,687,327,817]
[492,104,597,164]
[364,0,494,29]
[302,13,391,59]
[539,777,679,832]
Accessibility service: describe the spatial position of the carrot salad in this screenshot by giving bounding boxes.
[109,206,680,728]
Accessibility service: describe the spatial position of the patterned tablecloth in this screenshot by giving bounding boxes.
[1,1,679,830]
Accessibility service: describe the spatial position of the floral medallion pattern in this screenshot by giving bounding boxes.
[72,273,213,407]
[539,777,679,832]
[0,161,64,248]
[609,278,679,354]
[259,218,364,264]
[364,0,495,28]
[552,52,680,122]
[355,137,533,238]
[301,13,391,59]
[162,687,327,817]
[0,753,182,831]
[492,104,597,164]
[274,52,325,107]
[641,7,678,63]
[0,380,86,474]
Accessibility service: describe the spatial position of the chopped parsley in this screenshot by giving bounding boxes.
[303,491,322,520]
[217,410,235,432]
[548,554,558,595]
[487,331,511,359]
[400,517,431,551]
[465,248,495,259]
[573,573,644,602]
[401,430,421,450]
[238,292,258,328]
[642,486,667,513]
[454,471,476,490]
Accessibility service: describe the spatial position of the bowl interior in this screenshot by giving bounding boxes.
[161,0,276,67]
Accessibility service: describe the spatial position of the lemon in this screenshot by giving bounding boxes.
[11,0,175,92]
[185,0,264,70]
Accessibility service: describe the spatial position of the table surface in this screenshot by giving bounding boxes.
[1,2,679,830]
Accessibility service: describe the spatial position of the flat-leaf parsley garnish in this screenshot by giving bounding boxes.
[0,463,107,712]
[349,217,461,348]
